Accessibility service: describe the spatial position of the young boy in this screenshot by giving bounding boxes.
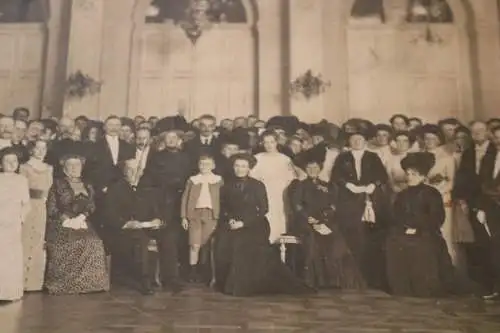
[181,155,223,283]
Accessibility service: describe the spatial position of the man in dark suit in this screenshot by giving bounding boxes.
[184,114,221,172]
[102,159,162,295]
[453,121,497,293]
[45,117,86,177]
[476,126,500,301]
[86,115,135,194]
[140,129,191,292]
[85,116,135,248]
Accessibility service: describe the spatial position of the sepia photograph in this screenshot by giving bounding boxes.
[0,0,499,332]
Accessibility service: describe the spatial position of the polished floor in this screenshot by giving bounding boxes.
[3,286,500,333]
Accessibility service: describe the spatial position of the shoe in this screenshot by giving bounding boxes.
[140,282,155,296]
[482,292,500,301]
[162,281,183,294]
[188,266,200,283]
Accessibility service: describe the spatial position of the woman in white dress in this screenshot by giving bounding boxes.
[385,131,414,195]
[251,131,297,243]
[0,147,30,301]
[420,124,458,266]
[19,139,53,291]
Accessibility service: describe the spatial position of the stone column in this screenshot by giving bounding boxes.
[97,0,141,119]
[255,0,285,120]
[321,0,350,124]
[63,0,105,119]
[41,0,72,118]
[288,0,325,123]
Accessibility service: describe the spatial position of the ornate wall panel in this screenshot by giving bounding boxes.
[0,24,45,117]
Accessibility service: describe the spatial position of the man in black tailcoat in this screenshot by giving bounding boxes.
[475,125,500,301]
[140,128,191,292]
[84,116,135,249]
[453,121,497,292]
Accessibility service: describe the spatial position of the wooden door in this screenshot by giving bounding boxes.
[129,22,254,120]
[0,24,45,117]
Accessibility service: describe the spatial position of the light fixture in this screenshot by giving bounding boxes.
[289,70,331,100]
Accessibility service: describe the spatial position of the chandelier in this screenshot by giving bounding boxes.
[290,70,331,100]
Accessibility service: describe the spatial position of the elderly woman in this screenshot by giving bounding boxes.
[420,124,458,266]
[44,154,109,295]
[0,147,30,301]
[214,153,311,296]
[19,139,53,291]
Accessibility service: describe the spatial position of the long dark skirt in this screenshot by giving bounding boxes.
[386,230,478,297]
[214,227,312,297]
[337,221,388,290]
[301,225,366,290]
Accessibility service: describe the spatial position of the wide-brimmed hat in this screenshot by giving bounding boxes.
[401,152,436,176]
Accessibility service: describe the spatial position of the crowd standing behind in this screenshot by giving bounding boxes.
[0,107,499,301]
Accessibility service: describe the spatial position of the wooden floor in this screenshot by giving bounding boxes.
[3,286,500,333]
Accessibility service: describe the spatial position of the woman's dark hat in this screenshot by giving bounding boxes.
[152,116,189,136]
[400,152,436,176]
[0,146,21,162]
[393,130,416,144]
[419,124,444,142]
[374,123,393,135]
[59,153,86,167]
[294,147,325,170]
[230,153,257,169]
[266,116,300,136]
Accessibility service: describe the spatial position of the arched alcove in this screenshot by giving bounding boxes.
[146,0,248,24]
[128,0,258,120]
[341,0,474,122]
[350,0,385,22]
[0,0,49,23]
[406,0,453,23]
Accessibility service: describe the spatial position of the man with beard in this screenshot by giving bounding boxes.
[140,129,191,292]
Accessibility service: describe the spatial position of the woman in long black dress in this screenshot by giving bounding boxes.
[386,152,468,297]
[331,129,390,290]
[291,158,366,290]
[214,153,312,296]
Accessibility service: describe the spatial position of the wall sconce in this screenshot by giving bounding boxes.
[289,70,331,100]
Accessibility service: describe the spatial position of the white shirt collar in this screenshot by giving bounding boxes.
[201,135,213,144]
[106,134,118,142]
[191,173,221,185]
[475,141,489,150]
[351,149,365,159]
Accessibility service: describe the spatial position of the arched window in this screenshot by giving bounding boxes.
[146,0,247,24]
[407,0,453,23]
[351,0,385,22]
[0,0,48,23]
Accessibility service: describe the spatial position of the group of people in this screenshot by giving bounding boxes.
[0,106,499,302]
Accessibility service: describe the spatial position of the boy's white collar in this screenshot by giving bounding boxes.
[191,173,221,185]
